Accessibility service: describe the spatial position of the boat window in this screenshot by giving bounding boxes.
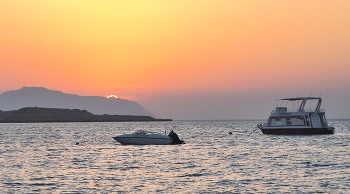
[276,118,281,125]
[305,115,310,126]
[286,118,292,125]
[296,117,304,125]
[267,119,272,126]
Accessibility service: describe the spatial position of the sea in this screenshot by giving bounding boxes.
[1,120,350,193]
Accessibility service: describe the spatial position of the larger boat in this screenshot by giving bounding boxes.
[257,97,334,135]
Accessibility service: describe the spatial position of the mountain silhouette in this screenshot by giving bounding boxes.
[0,87,155,117]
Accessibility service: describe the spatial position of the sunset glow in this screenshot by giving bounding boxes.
[107,95,119,99]
[1,1,350,119]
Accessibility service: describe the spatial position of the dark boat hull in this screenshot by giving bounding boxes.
[259,127,334,135]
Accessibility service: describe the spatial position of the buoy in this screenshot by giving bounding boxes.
[75,142,79,145]
[228,132,233,135]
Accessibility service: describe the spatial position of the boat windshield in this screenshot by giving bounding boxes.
[133,130,147,136]
[133,130,162,137]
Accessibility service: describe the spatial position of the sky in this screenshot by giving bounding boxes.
[1,0,350,120]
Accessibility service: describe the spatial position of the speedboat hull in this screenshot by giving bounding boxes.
[113,135,172,145]
[258,126,334,135]
[112,130,184,145]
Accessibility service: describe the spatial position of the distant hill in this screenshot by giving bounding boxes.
[0,87,155,117]
[0,107,171,123]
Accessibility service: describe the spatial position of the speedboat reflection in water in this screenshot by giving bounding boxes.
[257,97,334,135]
[113,130,185,145]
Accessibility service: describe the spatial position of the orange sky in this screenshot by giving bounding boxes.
[1,1,350,119]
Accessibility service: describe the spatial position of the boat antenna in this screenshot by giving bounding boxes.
[309,91,312,97]
[319,91,322,97]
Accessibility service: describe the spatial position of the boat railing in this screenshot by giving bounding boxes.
[271,109,325,114]
[304,109,325,113]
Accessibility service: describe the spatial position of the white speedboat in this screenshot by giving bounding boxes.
[113,130,185,145]
[257,97,334,135]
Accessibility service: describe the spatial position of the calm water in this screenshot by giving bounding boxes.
[1,120,350,193]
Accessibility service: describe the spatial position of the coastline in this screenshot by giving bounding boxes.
[0,107,172,123]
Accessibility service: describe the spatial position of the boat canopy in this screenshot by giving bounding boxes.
[277,97,322,112]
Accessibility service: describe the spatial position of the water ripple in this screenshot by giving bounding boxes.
[1,120,350,193]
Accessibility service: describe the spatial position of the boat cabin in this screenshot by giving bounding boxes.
[265,97,329,128]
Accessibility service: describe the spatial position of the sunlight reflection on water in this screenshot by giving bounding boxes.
[1,120,350,193]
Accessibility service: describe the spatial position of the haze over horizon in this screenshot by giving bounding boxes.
[1,1,350,120]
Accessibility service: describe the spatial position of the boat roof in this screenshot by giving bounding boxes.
[278,97,321,101]
[276,97,323,111]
